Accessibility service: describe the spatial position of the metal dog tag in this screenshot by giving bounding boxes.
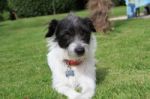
[65,69,74,77]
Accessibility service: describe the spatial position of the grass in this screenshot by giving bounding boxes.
[0,6,150,99]
[110,6,126,17]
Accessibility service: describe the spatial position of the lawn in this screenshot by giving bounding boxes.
[0,6,150,99]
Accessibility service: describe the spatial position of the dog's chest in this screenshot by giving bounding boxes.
[65,68,81,88]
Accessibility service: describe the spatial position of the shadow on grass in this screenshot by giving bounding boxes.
[113,20,126,27]
[110,20,129,34]
[96,67,108,84]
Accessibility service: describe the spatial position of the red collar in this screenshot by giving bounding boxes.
[64,59,82,66]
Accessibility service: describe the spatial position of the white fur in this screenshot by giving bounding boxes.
[46,35,96,99]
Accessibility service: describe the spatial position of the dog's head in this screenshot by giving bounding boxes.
[45,13,96,59]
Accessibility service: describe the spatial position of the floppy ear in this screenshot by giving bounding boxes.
[45,19,58,38]
[83,18,96,32]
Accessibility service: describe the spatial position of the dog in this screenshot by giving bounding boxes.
[45,13,96,99]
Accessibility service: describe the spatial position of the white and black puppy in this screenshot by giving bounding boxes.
[45,13,96,99]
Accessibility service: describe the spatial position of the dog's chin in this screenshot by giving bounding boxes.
[67,52,87,61]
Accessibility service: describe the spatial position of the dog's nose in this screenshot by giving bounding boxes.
[75,46,85,56]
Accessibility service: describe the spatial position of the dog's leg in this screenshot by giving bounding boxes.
[79,77,96,99]
[54,84,81,99]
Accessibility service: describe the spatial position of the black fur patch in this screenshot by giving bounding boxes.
[45,19,58,37]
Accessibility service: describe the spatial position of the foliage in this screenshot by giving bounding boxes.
[74,0,88,10]
[0,11,10,22]
[9,0,51,17]
[112,0,125,6]
[0,0,9,21]
[8,0,87,18]
[0,0,9,13]
[0,14,4,21]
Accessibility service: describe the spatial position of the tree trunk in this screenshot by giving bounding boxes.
[87,0,113,33]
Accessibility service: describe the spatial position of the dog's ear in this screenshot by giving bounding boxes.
[83,18,96,32]
[45,19,58,38]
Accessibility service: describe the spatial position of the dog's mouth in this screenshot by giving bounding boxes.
[64,59,83,67]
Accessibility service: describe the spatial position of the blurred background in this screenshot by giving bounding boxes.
[0,0,125,21]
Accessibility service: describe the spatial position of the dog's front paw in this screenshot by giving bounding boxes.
[68,93,82,99]
[79,96,91,99]
[69,95,90,99]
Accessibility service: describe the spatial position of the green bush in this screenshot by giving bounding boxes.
[0,11,10,22]
[0,0,9,13]
[72,0,87,10]
[112,0,125,6]
[0,0,9,21]
[53,0,76,14]
[9,0,87,18]
[9,0,51,17]
[0,14,4,21]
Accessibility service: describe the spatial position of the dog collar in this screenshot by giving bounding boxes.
[64,60,82,77]
[64,59,82,66]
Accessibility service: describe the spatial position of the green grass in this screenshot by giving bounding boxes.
[110,6,126,17]
[0,6,150,99]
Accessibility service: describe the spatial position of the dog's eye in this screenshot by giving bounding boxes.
[81,31,91,43]
[59,31,74,41]
[59,31,72,38]
[61,31,74,39]
[65,31,73,36]
[81,30,91,37]
[57,31,73,48]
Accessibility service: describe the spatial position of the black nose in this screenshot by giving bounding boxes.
[75,46,85,56]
